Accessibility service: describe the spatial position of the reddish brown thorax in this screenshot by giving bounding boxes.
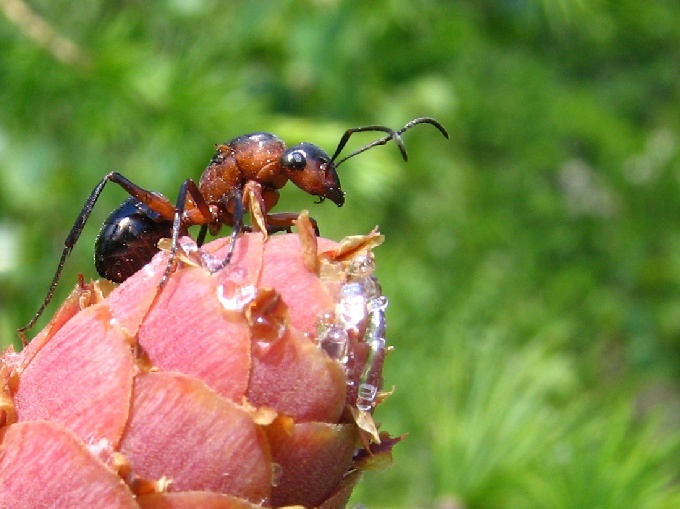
[199,133,288,207]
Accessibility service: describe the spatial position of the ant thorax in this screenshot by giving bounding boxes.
[199,133,289,204]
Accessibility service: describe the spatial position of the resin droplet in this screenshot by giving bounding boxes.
[245,288,288,346]
[216,283,258,312]
[352,276,381,301]
[317,325,349,364]
[356,334,386,411]
[365,296,388,341]
[356,383,378,412]
[367,295,388,313]
[160,237,213,269]
[314,248,390,412]
[348,253,375,279]
[336,282,368,332]
[316,311,336,334]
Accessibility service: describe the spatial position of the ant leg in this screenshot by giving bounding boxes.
[163,181,242,277]
[17,241,72,341]
[332,117,450,165]
[266,212,319,236]
[162,179,214,285]
[242,181,269,236]
[196,224,209,246]
[207,190,244,273]
[18,172,176,339]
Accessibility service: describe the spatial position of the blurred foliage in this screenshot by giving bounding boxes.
[2,0,680,507]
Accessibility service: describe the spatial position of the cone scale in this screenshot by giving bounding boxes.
[0,212,400,508]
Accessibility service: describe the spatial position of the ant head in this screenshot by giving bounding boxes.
[280,143,345,207]
[280,118,449,208]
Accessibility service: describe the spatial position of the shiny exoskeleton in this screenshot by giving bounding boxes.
[94,197,174,283]
[20,117,449,337]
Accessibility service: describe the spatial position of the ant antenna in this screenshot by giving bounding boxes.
[331,117,449,166]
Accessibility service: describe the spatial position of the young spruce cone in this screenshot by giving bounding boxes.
[0,213,400,508]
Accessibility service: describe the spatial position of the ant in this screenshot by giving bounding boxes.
[19,117,449,338]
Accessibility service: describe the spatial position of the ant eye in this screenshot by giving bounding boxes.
[283,150,307,170]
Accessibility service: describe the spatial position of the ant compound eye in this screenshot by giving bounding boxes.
[282,149,307,170]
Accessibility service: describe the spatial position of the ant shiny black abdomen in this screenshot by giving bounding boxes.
[94,196,175,283]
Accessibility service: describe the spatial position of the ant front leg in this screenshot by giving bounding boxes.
[18,172,176,339]
[242,181,269,236]
[242,181,319,235]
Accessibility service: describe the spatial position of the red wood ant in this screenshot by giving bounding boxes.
[19,117,448,337]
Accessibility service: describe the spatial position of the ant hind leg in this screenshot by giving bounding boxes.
[18,171,176,340]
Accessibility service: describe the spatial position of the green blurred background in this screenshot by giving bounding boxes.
[2,1,680,507]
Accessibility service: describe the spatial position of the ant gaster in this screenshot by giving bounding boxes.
[19,117,449,338]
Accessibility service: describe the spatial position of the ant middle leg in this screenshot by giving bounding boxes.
[163,178,215,284]
[196,224,209,246]
[160,180,250,279]
[197,190,243,274]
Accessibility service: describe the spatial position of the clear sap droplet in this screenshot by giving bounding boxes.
[341,281,364,299]
[367,295,388,313]
[366,297,388,340]
[318,325,349,364]
[246,289,288,346]
[336,282,367,330]
[251,315,287,346]
[351,276,381,301]
[360,336,386,380]
[357,335,386,411]
[367,336,386,354]
[366,312,386,341]
[175,236,235,273]
[216,283,257,312]
[348,253,375,279]
[356,383,378,411]
[316,310,335,333]
[177,236,199,255]
[87,437,113,459]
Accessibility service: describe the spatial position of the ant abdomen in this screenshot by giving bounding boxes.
[94,197,174,283]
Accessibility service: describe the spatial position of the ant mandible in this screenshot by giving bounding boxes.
[19,117,449,338]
